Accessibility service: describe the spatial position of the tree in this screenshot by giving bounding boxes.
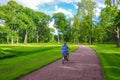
[99,0,120,47]
[35,12,51,42]
[114,10,120,47]
[0,0,52,43]
[72,14,81,43]
[0,0,23,44]
[53,12,69,43]
[77,0,96,44]
[49,28,55,42]
[64,18,72,42]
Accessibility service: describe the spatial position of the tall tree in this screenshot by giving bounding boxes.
[35,12,51,42]
[53,12,69,43]
[72,14,81,43]
[100,0,120,46]
[1,0,23,44]
[114,10,120,47]
[77,0,96,44]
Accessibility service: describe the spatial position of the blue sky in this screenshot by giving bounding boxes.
[0,0,106,18]
[38,2,78,18]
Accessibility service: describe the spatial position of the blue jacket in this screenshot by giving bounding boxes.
[62,45,69,56]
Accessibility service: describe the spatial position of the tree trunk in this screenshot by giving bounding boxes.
[11,31,14,44]
[89,36,92,44]
[11,36,14,44]
[116,28,120,47]
[115,27,120,47]
[58,34,60,43]
[24,30,28,43]
[56,29,60,43]
[17,36,19,44]
[11,27,14,44]
[74,38,76,43]
[36,31,39,43]
[89,24,93,45]
[7,36,9,43]
[89,12,93,45]
[42,36,44,43]
[117,38,120,47]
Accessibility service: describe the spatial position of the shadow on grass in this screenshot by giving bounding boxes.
[104,66,120,80]
[99,53,120,80]
[0,47,60,59]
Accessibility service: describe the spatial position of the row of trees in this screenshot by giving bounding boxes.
[53,0,120,47]
[0,0,52,43]
[0,0,120,47]
[71,0,120,47]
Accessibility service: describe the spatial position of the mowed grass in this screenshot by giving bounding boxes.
[89,44,120,80]
[0,43,78,80]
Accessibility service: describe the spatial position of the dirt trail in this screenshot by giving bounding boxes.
[18,45,104,80]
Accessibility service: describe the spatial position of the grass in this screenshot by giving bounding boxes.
[0,43,78,80]
[88,44,120,80]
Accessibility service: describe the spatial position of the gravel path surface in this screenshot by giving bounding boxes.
[18,45,104,80]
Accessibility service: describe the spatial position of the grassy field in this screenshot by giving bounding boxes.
[0,43,78,80]
[89,44,120,80]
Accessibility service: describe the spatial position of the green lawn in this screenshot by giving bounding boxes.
[0,43,78,80]
[89,44,120,80]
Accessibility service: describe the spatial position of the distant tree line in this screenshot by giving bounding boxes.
[0,0,120,47]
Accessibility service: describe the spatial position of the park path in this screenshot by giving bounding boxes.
[18,45,104,80]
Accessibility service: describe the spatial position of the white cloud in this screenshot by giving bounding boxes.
[94,2,106,17]
[0,0,9,5]
[16,0,55,10]
[59,0,80,3]
[55,5,58,10]
[0,20,5,26]
[93,0,105,5]
[94,7,101,17]
[0,0,107,18]
[15,0,81,10]
[73,3,78,9]
[48,20,58,35]
[118,5,120,9]
[98,3,106,8]
[54,6,73,18]
[15,0,80,10]
[16,0,38,10]
[49,20,54,28]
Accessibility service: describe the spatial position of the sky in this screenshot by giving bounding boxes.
[0,0,106,18]
[0,0,106,33]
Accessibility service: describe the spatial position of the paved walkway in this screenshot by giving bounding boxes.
[18,45,104,80]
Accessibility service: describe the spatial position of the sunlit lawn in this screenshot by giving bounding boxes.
[89,44,120,80]
[0,43,78,80]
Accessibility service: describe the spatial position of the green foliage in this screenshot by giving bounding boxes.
[99,0,120,46]
[114,10,120,27]
[0,0,120,45]
[0,43,78,80]
[53,12,68,31]
[74,0,96,44]
[89,44,120,80]
[0,0,51,44]
[72,14,81,43]
[71,0,120,46]
[53,12,70,42]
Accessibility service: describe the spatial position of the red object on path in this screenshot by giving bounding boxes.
[18,45,104,80]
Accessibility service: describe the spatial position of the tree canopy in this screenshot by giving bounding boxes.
[0,0,120,47]
[0,0,51,43]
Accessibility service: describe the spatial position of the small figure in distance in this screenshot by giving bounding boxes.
[61,42,70,64]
